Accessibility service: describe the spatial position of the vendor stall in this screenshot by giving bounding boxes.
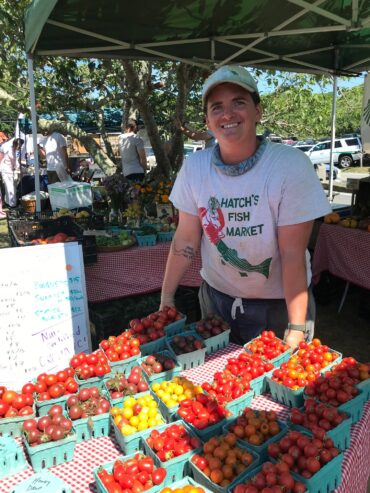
[1,343,369,493]
[85,243,202,303]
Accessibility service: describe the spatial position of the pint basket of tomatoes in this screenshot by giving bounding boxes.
[94,453,167,493]
[190,434,259,493]
[142,421,203,484]
[223,408,288,461]
[266,339,342,408]
[71,350,112,390]
[33,368,79,417]
[139,351,182,386]
[158,477,211,493]
[0,386,35,437]
[244,330,292,368]
[100,330,141,374]
[66,386,111,442]
[22,405,76,472]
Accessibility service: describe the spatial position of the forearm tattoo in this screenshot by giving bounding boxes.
[172,240,195,260]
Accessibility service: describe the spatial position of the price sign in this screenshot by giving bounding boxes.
[0,242,91,390]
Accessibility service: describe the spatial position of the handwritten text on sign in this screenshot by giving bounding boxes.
[0,242,91,390]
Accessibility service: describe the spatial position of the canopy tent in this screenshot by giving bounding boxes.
[24,0,370,209]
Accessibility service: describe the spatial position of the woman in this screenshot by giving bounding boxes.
[0,138,24,207]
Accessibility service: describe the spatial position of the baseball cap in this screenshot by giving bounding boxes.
[202,65,259,105]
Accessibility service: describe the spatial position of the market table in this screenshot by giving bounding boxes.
[1,344,370,493]
[312,223,370,290]
[85,243,202,303]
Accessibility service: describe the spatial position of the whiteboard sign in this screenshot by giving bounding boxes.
[0,242,91,390]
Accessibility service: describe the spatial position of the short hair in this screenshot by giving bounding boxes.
[125,118,137,131]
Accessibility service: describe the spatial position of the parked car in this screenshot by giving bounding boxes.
[304,137,362,168]
[295,144,339,180]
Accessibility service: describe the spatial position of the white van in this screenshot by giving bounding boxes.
[306,137,362,168]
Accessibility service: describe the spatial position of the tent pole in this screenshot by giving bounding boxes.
[27,54,41,213]
[328,74,338,203]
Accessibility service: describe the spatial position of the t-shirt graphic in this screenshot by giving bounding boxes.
[198,197,271,278]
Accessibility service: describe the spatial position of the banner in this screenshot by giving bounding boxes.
[361,72,370,154]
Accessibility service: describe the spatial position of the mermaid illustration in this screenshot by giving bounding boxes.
[198,197,271,278]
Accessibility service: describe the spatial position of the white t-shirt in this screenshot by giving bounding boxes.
[119,132,145,177]
[41,132,67,171]
[170,142,331,299]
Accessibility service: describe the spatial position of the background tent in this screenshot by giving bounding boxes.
[24,0,370,209]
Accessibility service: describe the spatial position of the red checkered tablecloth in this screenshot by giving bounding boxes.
[312,223,370,289]
[1,344,369,493]
[85,243,202,303]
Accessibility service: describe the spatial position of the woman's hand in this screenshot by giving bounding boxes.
[284,329,305,350]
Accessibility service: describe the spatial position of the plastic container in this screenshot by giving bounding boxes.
[190,442,259,493]
[48,182,92,210]
[111,392,165,455]
[157,230,175,242]
[23,432,76,472]
[166,332,207,371]
[101,351,141,375]
[36,392,75,417]
[287,410,351,450]
[0,436,27,479]
[70,412,111,442]
[225,389,254,416]
[265,376,305,407]
[223,419,288,462]
[93,453,165,493]
[9,471,72,493]
[141,420,202,484]
[0,407,36,437]
[140,336,167,356]
[74,372,112,390]
[290,451,344,493]
[249,369,274,396]
[164,315,187,337]
[140,350,182,385]
[244,336,292,368]
[136,234,157,247]
[161,477,213,493]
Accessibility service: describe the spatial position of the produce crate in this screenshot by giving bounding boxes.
[9,471,72,493]
[136,233,157,247]
[8,216,97,265]
[190,442,259,493]
[140,350,182,385]
[36,387,77,416]
[289,451,344,493]
[111,392,165,455]
[187,322,231,356]
[75,373,112,391]
[166,332,207,371]
[265,376,305,408]
[0,407,36,437]
[225,389,254,416]
[93,454,165,493]
[0,436,27,479]
[141,420,202,484]
[357,378,370,401]
[89,303,124,341]
[140,336,167,356]
[223,418,287,462]
[23,432,77,472]
[161,476,213,493]
[71,412,111,442]
[48,182,92,210]
[287,409,351,450]
[244,336,292,368]
[164,315,187,337]
[99,349,141,375]
[249,369,274,396]
[157,230,175,242]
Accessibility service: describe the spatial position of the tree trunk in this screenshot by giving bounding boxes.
[97,109,115,161]
[38,118,116,175]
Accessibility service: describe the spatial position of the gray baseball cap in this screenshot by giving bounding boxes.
[202,65,259,105]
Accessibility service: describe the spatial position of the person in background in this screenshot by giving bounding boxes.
[160,65,331,350]
[119,119,147,182]
[175,117,216,148]
[0,138,24,208]
[40,130,69,184]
